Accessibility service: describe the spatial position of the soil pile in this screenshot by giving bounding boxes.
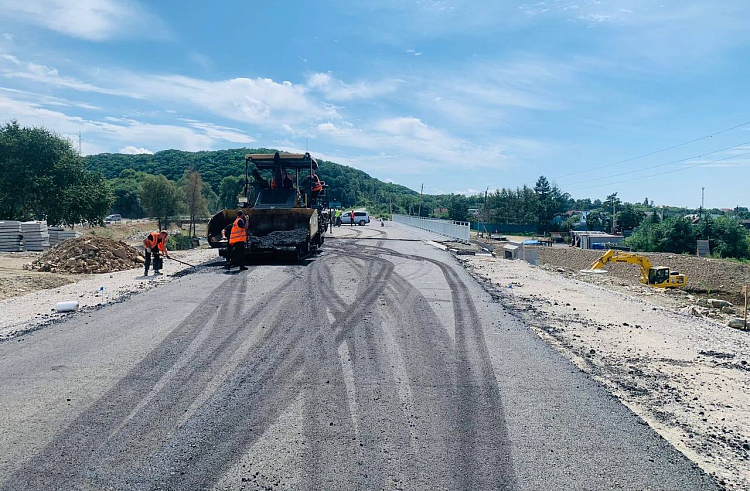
[28,236,144,274]
[532,247,750,305]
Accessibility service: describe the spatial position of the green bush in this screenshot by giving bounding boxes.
[167,234,194,251]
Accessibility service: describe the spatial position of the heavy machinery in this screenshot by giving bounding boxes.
[207,152,328,261]
[585,250,687,288]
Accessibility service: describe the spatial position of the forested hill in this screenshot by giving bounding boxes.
[85,148,417,208]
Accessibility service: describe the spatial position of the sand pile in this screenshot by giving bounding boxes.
[28,236,144,274]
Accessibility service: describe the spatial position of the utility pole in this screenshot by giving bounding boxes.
[482,186,489,236]
[418,183,424,217]
[700,187,705,217]
[78,131,82,155]
[612,197,616,235]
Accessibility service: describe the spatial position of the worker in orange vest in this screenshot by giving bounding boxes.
[349,209,355,227]
[224,210,248,271]
[143,230,169,276]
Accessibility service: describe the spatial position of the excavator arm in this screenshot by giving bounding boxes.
[589,250,653,285]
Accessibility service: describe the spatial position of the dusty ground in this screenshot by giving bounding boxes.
[0,247,218,340]
[0,252,78,301]
[461,254,750,490]
[532,246,750,310]
[0,220,208,302]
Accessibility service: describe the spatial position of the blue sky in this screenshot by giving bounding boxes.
[1,0,749,208]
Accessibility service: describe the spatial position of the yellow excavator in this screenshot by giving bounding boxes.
[586,250,687,288]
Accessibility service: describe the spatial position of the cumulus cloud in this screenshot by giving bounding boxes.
[119,146,153,154]
[0,0,168,41]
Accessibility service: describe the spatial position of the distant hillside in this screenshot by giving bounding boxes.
[85,148,417,209]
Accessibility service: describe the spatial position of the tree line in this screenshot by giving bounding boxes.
[3,122,749,258]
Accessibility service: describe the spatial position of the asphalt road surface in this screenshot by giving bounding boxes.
[0,222,718,490]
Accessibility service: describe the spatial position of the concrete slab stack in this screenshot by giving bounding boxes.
[48,227,79,247]
[0,221,24,252]
[21,221,50,251]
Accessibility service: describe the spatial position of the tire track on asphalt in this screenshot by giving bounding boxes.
[0,272,245,491]
[139,262,346,490]
[360,245,518,489]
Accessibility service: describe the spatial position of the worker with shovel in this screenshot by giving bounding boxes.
[143,231,169,276]
[224,210,249,272]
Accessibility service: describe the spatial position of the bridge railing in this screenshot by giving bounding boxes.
[392,214,470,243]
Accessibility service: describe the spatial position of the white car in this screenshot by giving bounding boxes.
[340,211,370,226]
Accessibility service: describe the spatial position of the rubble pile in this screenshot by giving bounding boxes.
[28,236,144,274]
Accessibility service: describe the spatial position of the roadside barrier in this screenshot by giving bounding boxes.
[392,214,470,243]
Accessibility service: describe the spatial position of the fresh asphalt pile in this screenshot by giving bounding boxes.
[248,228,309,249]
[26,236,144,274]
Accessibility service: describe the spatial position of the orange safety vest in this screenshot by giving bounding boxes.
[270,178,277,189]
[311,175,322,192]
[143,231,159,250]
[155,234,166,253]
[229,217,247,245]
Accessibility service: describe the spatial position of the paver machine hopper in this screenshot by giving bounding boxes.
[207,152,328,261]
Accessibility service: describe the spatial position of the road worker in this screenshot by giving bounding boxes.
[143,230,169,276]
[310,172,323,208]
[224,210,249,271]
[335,208,342,227]
[349,209,355,226]
[281,170,294,189]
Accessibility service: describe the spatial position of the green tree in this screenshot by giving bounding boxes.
[218,176,246,209]
[139,174,182,230]
[585,210,605,231]
[180,168,208,237]
[705,216,750,259]
[447,194,469,222]
[534,176,570,233]
[0,121,112,225]
[661,217,696,254]
[616,203,646,231]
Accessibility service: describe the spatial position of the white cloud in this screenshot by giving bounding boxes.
[0,0,168,41]
[2,33,13,41]
[1,57,137,97]
[119,146,153,154]
[0,94,255,154]
[306,72,401,101]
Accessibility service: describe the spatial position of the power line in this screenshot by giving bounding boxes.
[553,121,750,180]
[566,149,750,193]
[561,140,750,187]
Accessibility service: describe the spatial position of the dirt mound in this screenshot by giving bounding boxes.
[28,236,144,274]
[533,247,750,305]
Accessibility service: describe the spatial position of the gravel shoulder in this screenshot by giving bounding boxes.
[0,247,218,340]
[460,254,750,490]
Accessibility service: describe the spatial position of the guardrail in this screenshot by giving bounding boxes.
[392,214,470,243]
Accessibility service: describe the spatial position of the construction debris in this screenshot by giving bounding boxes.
[27,236,144,274]
[0,221,23,252]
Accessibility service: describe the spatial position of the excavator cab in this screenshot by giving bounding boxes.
[648,267,671,286]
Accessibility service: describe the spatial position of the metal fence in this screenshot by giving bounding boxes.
[392,214,470,243]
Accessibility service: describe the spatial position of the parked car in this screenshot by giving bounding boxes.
[104,214,122,223]
[340,211,371,226]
